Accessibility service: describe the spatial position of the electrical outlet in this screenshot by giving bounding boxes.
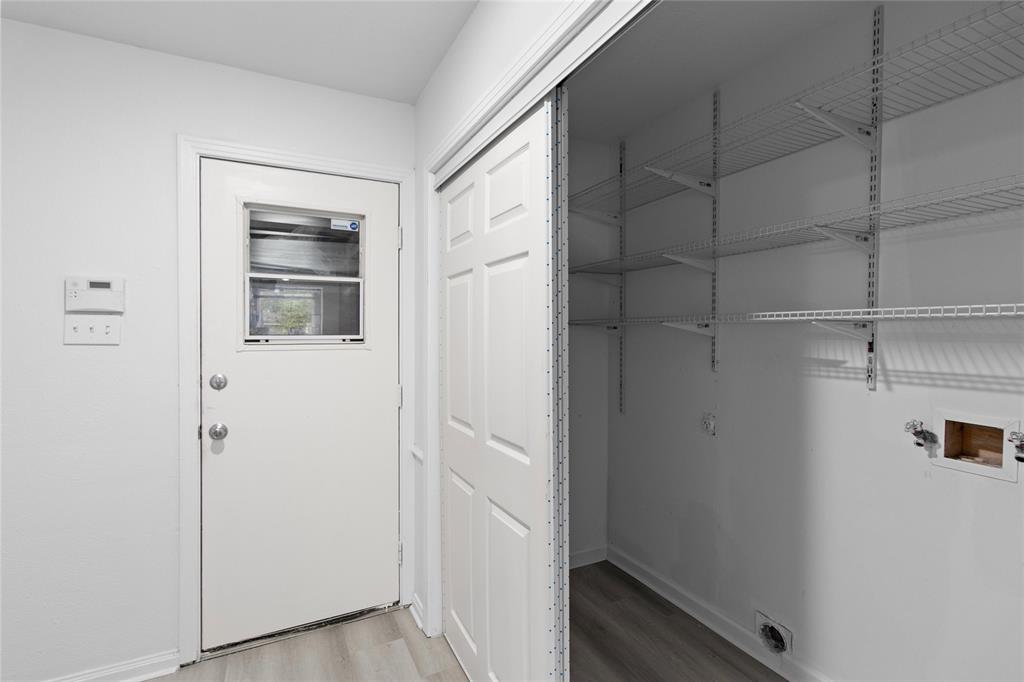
[701,412,716,436]
[64,314,121,345]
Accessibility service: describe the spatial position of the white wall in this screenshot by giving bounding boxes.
[1,21,414,681]
[587,3,1023,680]
[567,138,618,568]
[414,1,572,173]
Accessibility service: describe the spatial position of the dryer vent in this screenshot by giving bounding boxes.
[755,611,792,655]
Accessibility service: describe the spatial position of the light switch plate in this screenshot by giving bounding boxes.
[64,314,121,345]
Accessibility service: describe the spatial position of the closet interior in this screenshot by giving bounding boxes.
[563,2,1024,679]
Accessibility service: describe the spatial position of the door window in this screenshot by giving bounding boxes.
[245,207,364,342]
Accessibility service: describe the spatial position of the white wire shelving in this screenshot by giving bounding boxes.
[569,2,1024,214]
[571,175,1024,274]
[570,303,1024,328]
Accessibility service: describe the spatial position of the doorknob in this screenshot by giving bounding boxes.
[208,423,229,440]
[209,373,228,390]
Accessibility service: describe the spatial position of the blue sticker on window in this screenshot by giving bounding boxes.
[330,218,361,232]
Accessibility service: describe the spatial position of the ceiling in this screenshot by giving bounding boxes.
[569,1,871,141]
[1,0,477,104]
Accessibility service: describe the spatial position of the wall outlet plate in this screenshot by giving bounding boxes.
[64,314,121,345]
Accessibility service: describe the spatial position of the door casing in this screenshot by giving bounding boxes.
[176,136,415,665]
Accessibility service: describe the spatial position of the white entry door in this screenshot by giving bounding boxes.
[439,101,561,680]
[200,159,399,649]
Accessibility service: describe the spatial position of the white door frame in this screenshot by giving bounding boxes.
[177,136,415,665]
[419,0,652,643]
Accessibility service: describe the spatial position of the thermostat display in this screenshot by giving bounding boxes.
[65,276,125,313]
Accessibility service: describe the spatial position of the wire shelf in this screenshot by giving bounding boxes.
[570,303,1024,327]
[571,175,1024,274]
[570,2,1024,213]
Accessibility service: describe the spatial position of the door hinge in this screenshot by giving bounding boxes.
[398,542,403,566]
[397,384,403,409]
[197,425,202,440]
[397,225,403,250]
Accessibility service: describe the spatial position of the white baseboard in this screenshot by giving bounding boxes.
[410,593,427,631]
[569,545,607,569]
[44,650,179,682]
[606,545,831,682]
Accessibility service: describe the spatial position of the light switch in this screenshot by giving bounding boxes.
[64,314,121,345]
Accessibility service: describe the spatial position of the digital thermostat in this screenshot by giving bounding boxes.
[65,276,125,313]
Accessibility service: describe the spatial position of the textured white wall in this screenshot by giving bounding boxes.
[582,3,1024,679]
[1,20,414,681]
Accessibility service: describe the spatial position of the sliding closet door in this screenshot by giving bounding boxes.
[439,95,567,681]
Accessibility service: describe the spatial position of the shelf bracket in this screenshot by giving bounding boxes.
[569,207,621,228]
[813,225,874,253]
[864,4,884,393]
[795,102,876,151]
[644,166,716,197]
[570,271,623,287]
[662,321,715,337]
[710,89,721,372]
[661,254,715,272]
[811,321,872,342]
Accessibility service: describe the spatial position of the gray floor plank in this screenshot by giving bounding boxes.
[159,609,465,682]
[162,563,779,681]
[570,561,786,682]
[348,639,421,681]
[393,609,458,679]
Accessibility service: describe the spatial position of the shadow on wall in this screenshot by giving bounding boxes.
[800,320,1024,394]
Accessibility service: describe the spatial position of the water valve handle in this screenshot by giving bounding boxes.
[905,419,937,448]
[1008,431,1024,462]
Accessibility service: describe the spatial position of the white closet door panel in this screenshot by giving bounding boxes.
[440,100,556,681]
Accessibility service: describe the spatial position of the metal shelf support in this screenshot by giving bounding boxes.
[814,225,874,253]
[865,3,884,392]
[811,321,873,341]
[711,89,721,371]
[644,166,717,197]
[662,322,715,337]
[569,207,621,228]
[661,254,715,272]
[795,102,876,151]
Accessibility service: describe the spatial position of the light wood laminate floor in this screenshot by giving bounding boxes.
[162,562,783,681]
[159,608,466,682]
[571,561,785,681]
